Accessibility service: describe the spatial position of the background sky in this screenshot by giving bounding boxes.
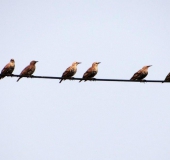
[0,0,170,160]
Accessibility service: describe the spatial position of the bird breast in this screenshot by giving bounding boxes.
[10,62,15,67]
[93,66,98,72]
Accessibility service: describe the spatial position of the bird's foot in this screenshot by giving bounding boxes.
[71,77,75,81]
[92,78,96,81]
[5,73,10,77]
[140,79,146,83]
[68,77,74,81]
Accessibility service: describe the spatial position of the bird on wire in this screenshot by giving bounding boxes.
[17,60,38,82]
[0,59,15,79]
[130,65,152,81]
[59,62,81,83]
[163,72,170,82]
[79,62,101,82]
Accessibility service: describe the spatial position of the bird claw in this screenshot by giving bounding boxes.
[89,78,96,81]
[69,77,74,81]
[140,79,146,83]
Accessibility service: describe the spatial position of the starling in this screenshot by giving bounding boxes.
[17,60,38,82]
[164,73,170,82]
[130,65,152,81]
[0,59,15,79]
[59,62,81,83]
[79,62,101,82]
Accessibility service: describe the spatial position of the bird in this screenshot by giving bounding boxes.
[59,62,81,83]
[79,62,101,82]
[0,59,15,79]
[163,73,170,82]
[130,65,152,81]
[17,60,38,82]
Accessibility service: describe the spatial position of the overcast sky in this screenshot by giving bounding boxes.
[0,1,170,160]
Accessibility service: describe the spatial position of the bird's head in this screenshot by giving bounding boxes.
[72,62,81,66]
[30,60,38,65]
[142,65,152,70]
[10,59,15,63]
[92,62,101,67]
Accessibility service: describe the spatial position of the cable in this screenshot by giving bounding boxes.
[1,74,169,83]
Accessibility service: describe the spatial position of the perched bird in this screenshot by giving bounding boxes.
[130,65,152,81]
[59,62,81,83]
[79,62,101,82]
[164,73,170,82]
[17,60,38,82]
[0,59,15,79]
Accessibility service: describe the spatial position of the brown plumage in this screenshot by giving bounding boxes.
[17,60,38,82]
[164,73,170,82]
[0,59,15,79]
[79,62,101,82]
[130,65,152,81]
[59,62,81,83]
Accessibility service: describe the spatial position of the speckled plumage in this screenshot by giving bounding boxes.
[0,59,15,79]
[130,65,152,81]
[79,62,100,82]
[17,60,38,82]
[164,73,170,82]
[59,62,81,83]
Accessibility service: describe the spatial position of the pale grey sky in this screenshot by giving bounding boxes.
[0,1,170,160]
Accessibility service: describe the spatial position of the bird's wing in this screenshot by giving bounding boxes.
[131,69,147,80]
[165,73,170,81]
[1,63,11,75]
[83,67,92,78]
[20,65,33,76]
[83,67,97,78]
[62,66,74,78]
[130,70,142,80]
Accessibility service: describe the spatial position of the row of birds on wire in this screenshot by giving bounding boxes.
[0,59,170,82]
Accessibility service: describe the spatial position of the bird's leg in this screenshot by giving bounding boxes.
[6,73,10,77]
[68,77,74,81]
[92,78,96,81]
[140,79,146,83]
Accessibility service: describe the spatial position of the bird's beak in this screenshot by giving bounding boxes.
[35,61,38,63]
[97,62,101,64]
[77,62,81,64]
[147,65,152,67]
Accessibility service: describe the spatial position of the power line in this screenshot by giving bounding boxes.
[1,74,169,83]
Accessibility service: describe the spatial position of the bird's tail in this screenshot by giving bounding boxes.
[0,75,5,79]
[59,79,63,83]
[130,77,135,80]
[16,77,21,82]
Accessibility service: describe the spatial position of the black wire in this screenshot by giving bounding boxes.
[2,74,169,83]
